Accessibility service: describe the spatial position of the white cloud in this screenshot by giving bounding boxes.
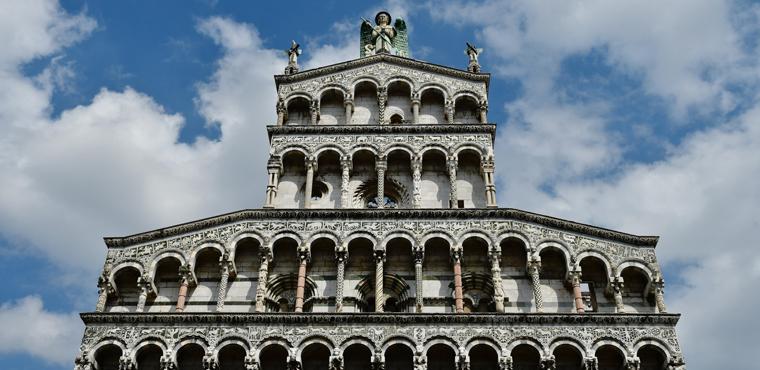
[0,296,82,365]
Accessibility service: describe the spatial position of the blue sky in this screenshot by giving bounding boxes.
[1,1,759,369]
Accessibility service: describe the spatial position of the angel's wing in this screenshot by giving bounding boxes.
[360,20,374,57]
[393,18,409,57]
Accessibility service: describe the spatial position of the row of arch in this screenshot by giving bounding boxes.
[279,78,487,126]
[86,334,677,370]
[104,227,663,314]
[270,144,493,209]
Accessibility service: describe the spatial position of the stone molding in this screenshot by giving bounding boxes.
[267,124,496,136]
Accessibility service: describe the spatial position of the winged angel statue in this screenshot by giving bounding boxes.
[361,11,409,57]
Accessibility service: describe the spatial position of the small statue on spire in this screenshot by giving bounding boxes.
[465,42,483,73]
[284,40,301,75]
[360,11,409,58]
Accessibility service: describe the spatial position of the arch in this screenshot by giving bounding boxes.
[108,261,145,287]
[458,231,495,251]
[452,90,482,103]
[418,84,450,100]
[214,337,251,359]
[420,231,455,250]
[342,341,374,370]
[380,231,417,251]
[423,336,460,356]
[148,251,186,281]
[270,232,303,250]
[419,144,450,158]
[468,343,500,370]
[339,337,376,353]
[496,231,532,252]
[465,337,502,354]
[383,144,416,158]
[189,241,226,269]
[256,338,292,358]
[89,338,127,365]
[616,260,655,280]
[535,241,572,266]
[632,339,672,362]
[384,76,415,92]
[307,232,340,249]
[349,145,380,157]
[314,146,347,160]
[297,336,335,359]
[343,232,378,249]
[381,336,416,354]
[283,93,313,106]
[131,337,168,362]
[277,145,311,159]
[635,342,670,370]
[350,77,380,93]
[548,338,586,355]
[228,232,265,261]
[575,251,614,277]
[317,85,349,100]
[453,144,485,158]
[505,338,546,357]
[591,338,631,357]
[384,341,414,370]
[173,337,209,361]
[257,340,290,370]
[551,342,585,370]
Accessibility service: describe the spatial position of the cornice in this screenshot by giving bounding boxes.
[274,54,490,89]
[267,124,497,138]
[103,209,659,248]
[80,312,680,326]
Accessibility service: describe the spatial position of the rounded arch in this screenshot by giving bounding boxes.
[296,336,335,359]
[339,336,376,354]
[505,338,546,357]
[452,90,482,103]
[314,145,347,160]
[278,145,311,159]
[108,261,145,286]
[419,144,449,158]
[350,77,381,94]
[458,231,495,250]
[423,336,460,356]
[307,232,340,249]
[256,337,292,357]
[536,241,572,261]
[283,93,313,106]
[384,76,415,92]
[380,231,417,251]
[383,144,416,158]
[453,144,485,158]
[148,251,186,280]
[173,337,209,362]
[318,85,349,100]
[214,337,251,359]
[349,145,380,158]
[616,259,655,280]
[591,338,631,357]
[632,339,672,362]
[131,337,168,362]
[343,232,378,249]
[465,337,502,354]
[418,84,450,100]
[228,232,265,259]
[189,241,226,268]
[270,232,303,249]
[89,338,127,364]
[381,336,416,354]
[496,232,532,252]
[420,231,455,249]
[575,251,614,277]
[548,338,586,355]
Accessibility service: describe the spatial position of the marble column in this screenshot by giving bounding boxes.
[216,257,232,312]
[175,265,193,313]
[584,357,598,370]
[95,279,111,313]
[344,97,354,125]
[310,100,319,125]
[329,348,344,370]
[625,357,641,370]
[294,248,310,313]
[340,157,352,208]
[276,98,286,126]
[447,156,458,208]
[136,275,151,313]
[612,276,626,313]
[411,94,421,124]
[377,86,387,124]
[478,100,488,123]
[452,248,464,313]
[528,258,543,313]
[376,157,387,209]
[490,251,505,312]
[254,250,271,312]
[303,157,317,209]
[569,269,585,313]
[413,247,424,313]
[335,248,348,312]
[541,355,556,370]
[264,156,282,208]
[412,155,422,208]
[445,99,454,124]
[653,274,667,313]
[374,250,385,312]
[481,157,497,208]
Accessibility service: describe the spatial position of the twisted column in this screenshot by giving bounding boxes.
[445,99,454,124]
[479,100,488,123]
[584,357,598,370]
[376,157,387,209]
[119,354,134,370]
[568,268,585,313]
[335,248,348,312]
[447,156,458,208]
[254,250,271,312]
[264,156,282,208]
[175,265,193,312]
[490,251,505,312]
[294,248,310,313]
[541,355,556,370]
[413,247,424,313]
[216,257,232,311]
[625,357,640,370]
[612,276,626,313]
[340,157,352,208]
[276,98,286,126]
[452,248,464,313]
[344,97,354,125]
[303,157,316,208]
[374,250,385,312]
[412,155,422,208]
[377,86,387,124]
[653,275,667,313]
[499,356,512,370]
[528,258,543,313]
[310,100,319,125]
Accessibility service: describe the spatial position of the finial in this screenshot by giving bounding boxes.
[285,40,301,75]
[465,42,483,73]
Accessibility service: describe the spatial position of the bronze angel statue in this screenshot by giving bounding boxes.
[360,11,409,57]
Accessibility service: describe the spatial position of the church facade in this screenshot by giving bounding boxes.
[75,12,685,370]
